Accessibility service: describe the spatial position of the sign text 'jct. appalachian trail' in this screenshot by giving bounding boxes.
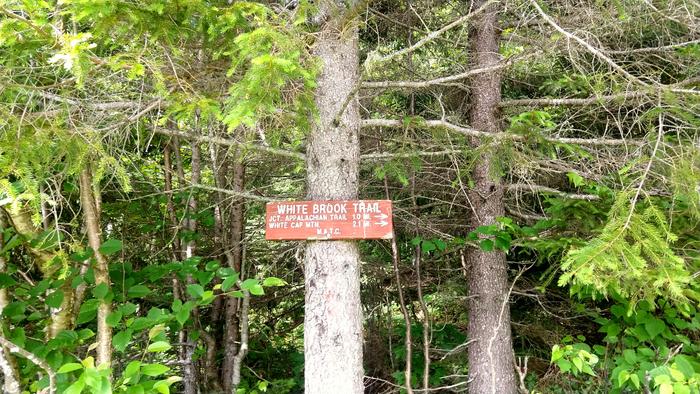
[265,200,393,240]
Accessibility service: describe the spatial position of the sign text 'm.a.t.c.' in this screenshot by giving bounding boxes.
[265,200,393,240]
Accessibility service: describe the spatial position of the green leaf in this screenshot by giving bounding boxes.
[494,235,511,251]
[551,345,563,362]
[64,379,86,394]
[126,385,145,394]
[618,369,630,387]
[119,303,138,316]
[221,275,238,291]
[623,349,637,364]
[153,377,183,394]
[421,240,436,252]
[557,359,572,372]
[186,284,204,299]
[241,279,264,295]
[217,267,236,278]
[240,279,258,291]
[57,363,83,373]
[673,355,694,379]
[141,363,170,376]
[249,284,264,296]
[659,383,673,394]
[154,383,170,394]
[113,329,132,352]
[673,383,691,394]
[434,239,447,251]
[567,171,585,187]
[2,301,25,319]
[629,373,640,389]
[205,260,220,271]
[572,357,583,372]
[46,290,64,309]
[476,225,497,235]
[176,307,191,326]
[645,318,666,338]
[262,277,286,287]
[0,234,21,255]
[610,304,626,317]
[124,361,141,378]
[92,283,109,300]
[479,239,494,252]
[98,239,122,255]
[0,273,17,288]
[147,341,172,353]
[127,285,151,299]
[149,324,165,340]
[105,311,122,327]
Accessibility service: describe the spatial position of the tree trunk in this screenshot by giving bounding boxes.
[0,213,21,394]
[2,206,74,338]
[304,7,364,393]
[79,167,112,368]
[163,142,182,261]
[222,155,245,393]
[182,138,201,394]
[465,2,517,393]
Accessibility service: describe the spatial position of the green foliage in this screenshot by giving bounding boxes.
[559,192,694,305]
[466,218,515,252]
[552,299,700,393]
[551,336,599,377]
[216,3,317,136]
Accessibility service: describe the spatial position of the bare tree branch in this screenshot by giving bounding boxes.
[606,38,700,54]
[362,55,526,90]
[529,0,645,85]
[364,0,497,66]
[361,118,645,146]
[151,128,306,161]
[506,183,600,201]
[0,335,56,394]
[501,77,700,107]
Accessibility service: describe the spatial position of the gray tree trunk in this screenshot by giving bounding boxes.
[304,8,364,394]
[222,156,245,393]
[79,167,113,369]
[466,1,517,393]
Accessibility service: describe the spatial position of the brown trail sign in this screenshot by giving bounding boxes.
[265,200,393,240]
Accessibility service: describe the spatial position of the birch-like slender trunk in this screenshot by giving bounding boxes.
[465,1,517,393]
[0,213,21,394]
[304,6,364,393]
[78,167,112,368]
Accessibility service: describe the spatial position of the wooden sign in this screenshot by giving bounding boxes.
[265,200,393,240]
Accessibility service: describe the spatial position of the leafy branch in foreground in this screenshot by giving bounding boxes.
[559,192,696,306]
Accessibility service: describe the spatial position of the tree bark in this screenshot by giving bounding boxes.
[163,142,182,261]
[304,7,364,393]
[78,167,112,368]
[182,138,201,394]
[1,206,74,338]
[0,213,21,394]
[222,154,245,393]
[465,1,517,393]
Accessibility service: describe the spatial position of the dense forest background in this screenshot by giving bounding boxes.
[0,0,699,393]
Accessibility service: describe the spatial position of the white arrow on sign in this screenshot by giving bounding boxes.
[375,220,388,227]
[374,213,389,220]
